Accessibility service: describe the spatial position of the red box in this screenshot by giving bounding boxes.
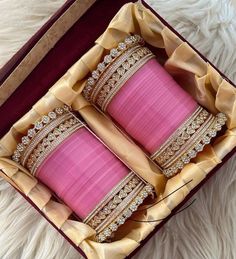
[0,1,235,258]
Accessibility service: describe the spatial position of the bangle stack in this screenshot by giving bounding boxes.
[82,35,227,178]
[12,105,154,242]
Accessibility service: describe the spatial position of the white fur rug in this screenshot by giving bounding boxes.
[0,0,236,258]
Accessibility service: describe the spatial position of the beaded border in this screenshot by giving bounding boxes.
[82,34,145,101]
[100,48,155,111]
[96,179,144,233]
[96,183,153,242]
[31,122,83,175]
[85,173,147,233]
[161,112,227,177]
[90,45,142,103]
[83,43,155,111]
[152,107,208,166]
[84,172,134,226]
[12,105,71,164]
[163,113,215,168]
[151,106,203,162]
[21,113,73,167]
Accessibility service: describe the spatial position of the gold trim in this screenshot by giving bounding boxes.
[90,45,142,102]
[152,107,209,166]
[31,122,84,175]
[21,113,72,166]
[164,113,214,167]
[96,183,153,242]
[96,181,144,233]
[83,35,145,102]
[12,106,85,175]
[91,46,154,111]
[151,106,203,160]
[160,112,227,177]
[102,52,155,111]
[84,172,134,225]
[12,105,71,164]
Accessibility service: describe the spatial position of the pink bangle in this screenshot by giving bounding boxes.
[83,35,227,177]
[12,106,154,242]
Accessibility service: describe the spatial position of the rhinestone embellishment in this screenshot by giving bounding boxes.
[82,172,154,243]
[82,34,145,101]
[12,105,72,165]
[95,182,154,243]
[94,46,153,111]
[161,112,227,177]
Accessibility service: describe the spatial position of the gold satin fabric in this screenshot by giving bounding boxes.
[0,2,235,259]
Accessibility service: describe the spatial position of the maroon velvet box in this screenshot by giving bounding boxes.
[0,0,235,258]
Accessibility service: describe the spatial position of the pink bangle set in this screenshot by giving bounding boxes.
[83,34,227,177]
[12,106,153,242]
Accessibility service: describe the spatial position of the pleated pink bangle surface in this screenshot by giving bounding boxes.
[82,35,227,177]
[12,106,153,242]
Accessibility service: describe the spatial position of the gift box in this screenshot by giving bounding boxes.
[0,0,235,258]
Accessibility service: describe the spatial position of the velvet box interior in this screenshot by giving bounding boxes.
[0,1,236,258]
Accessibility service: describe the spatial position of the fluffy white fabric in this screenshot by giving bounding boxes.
[0,0,235,258]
